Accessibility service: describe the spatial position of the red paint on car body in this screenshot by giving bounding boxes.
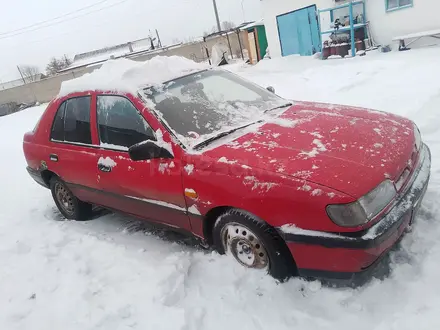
[23,89,429,281]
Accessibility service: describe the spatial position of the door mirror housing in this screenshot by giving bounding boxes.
[266,86,275,93]
[129,140,173,161]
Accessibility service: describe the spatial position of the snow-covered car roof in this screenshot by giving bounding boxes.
[58,56,209,98]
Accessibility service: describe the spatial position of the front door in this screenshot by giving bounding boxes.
[93,94,191,231]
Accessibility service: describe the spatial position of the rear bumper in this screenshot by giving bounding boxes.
[282,144,431,284]
[26,166,49,188]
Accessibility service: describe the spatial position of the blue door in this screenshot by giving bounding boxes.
[307,6,322,55]
[276,11,299,56]
[277,5,321,56]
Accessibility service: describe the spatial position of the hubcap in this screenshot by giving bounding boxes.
[55,182,74,215]
[221,223,269,269]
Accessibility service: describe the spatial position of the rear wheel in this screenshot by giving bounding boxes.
[213,209,296,281]
[50,177,93,220]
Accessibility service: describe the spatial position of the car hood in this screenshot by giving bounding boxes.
[201,101,417,198]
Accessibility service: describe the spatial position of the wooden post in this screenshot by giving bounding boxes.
[236,30,244,60]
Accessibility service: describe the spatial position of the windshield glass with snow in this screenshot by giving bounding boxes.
[142,70,285,140]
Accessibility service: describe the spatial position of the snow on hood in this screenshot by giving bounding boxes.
[199,101,416,198]
[58,56,208,97]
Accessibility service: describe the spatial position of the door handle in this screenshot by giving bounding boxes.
[98,164,112,172]
[49,154,58,162]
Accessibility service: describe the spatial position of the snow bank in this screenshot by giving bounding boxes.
[4,47,440,330]
[58,56,208,97]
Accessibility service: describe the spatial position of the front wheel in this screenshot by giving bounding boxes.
[213,209,296,281]
[50,177,93,220]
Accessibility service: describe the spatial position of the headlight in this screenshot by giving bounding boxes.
[326,180,397,227]
[413,123,421,151]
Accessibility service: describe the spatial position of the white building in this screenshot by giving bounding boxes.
[261,0,440,58]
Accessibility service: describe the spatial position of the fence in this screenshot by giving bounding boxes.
[0,32,247,105]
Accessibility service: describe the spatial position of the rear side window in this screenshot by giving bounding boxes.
[51,102,66,141]
[97,95,155,149]
[50,96,92,144]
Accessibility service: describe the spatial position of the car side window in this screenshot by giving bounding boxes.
[50,102,66,141]
[64,96,92,144]
[97,95,155,149]
[51,97,92,144]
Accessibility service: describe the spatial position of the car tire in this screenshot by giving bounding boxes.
[50,177,93,221]
[213,209,296,281]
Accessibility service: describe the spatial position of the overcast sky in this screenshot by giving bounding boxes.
[0,0,262,82]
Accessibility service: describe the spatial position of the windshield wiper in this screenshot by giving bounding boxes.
[264,102,293,113]
[193,121,262,150]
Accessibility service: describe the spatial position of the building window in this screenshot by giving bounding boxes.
[386,0,413,12]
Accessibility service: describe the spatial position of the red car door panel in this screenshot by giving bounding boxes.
[93,94,191,230]
[45,94,101,204]
[96,151,190,229]
[48,143,101,203]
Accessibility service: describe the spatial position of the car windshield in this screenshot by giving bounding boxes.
[141,69,286,141]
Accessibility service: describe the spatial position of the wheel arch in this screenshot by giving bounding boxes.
[41,169,59,187]
[207,206,298,279]
[203,205,232,245]
[203,206,297,271]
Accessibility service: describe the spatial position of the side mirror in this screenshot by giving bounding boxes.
[266,86,275,93]
[129,140,173,161]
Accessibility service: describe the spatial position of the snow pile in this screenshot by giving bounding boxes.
[158,163,169,174]
[243,176,277,192]
[184,164,194,175]
[217,156,237,164]
[100,142,128,151]
[154,129,174,156]
[58,56,208,97]
[98,156,117,168]
[135,129,174,157]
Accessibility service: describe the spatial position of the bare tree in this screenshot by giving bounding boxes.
[45,54,73,76]
[62,54,72,67]
[46,58,63,76]
[204,25,220,37]
[18,65,40,83]
[221,21,236,31]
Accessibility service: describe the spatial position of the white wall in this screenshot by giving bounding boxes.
[366,0,440,46]
[0,78,24,91]
[262,0,440,58]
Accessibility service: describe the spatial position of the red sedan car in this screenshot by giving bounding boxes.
[23,65,430,283]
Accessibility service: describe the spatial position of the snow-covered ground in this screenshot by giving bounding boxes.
[2,47,440,330]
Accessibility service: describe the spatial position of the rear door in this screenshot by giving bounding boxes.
[48,95,101,203]
[93,94,191,231]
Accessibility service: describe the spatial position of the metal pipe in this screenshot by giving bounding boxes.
[212,0,221,32]
[349,1,355,57]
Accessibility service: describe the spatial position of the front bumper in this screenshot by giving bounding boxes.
[282,144,431,284]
